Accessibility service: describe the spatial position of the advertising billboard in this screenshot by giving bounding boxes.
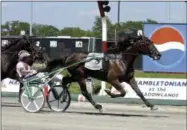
[143,23,187,73]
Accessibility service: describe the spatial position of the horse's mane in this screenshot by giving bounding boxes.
[1,38,22,51]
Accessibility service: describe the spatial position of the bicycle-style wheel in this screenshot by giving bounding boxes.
[46,85,71,112]
[20,86,45,113]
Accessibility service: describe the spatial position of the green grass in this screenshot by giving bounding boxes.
[135,70,186,79]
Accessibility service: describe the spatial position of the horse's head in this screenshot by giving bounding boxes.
[21,36,49,63]
[131,30,161,60]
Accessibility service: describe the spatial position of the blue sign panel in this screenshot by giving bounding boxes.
[143,24,187,73]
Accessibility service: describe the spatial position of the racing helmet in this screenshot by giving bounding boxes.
[18,50,31,60]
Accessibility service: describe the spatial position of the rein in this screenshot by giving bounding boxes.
[106,52,138,61]
[121,52,138,56]
[106,44,139,60]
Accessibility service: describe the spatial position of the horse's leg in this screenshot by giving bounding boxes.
[77,77,102,111]
[105,79,126,98]
[62,76,74,86]
[104,62,126,98]
[128,77,157,110]
[64,66,102,111]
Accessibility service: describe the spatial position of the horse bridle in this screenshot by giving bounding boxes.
[24,37,44,60]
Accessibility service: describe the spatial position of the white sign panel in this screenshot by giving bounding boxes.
[111,78,187,100]
[36,41,40,46]
[75,41,83,48]
[2,40,8,46]
[1,78,20,92]
[1,73,64,93]
[50,41,57,47]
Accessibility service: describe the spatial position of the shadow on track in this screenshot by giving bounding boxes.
[65,111,169,118]
[1,104,169,118]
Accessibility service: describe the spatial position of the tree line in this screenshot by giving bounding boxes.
[1,16,158,41]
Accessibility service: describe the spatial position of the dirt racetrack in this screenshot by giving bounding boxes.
[1,98,186,130]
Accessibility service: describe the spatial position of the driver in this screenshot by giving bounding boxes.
[16,50,38,102]
[16,50,37,79]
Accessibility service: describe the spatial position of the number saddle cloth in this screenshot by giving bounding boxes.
[84,53,104,70]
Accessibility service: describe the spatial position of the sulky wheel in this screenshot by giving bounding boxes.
[20,86,45,113]
[46,85,71,112]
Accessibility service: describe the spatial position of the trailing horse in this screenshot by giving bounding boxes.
[1,36,49,80]
[42,33,161,111]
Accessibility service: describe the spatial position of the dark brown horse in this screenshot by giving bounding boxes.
[1,36,48,80]
[43,35,161,111]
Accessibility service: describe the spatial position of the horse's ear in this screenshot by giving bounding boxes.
[137,30,143,36]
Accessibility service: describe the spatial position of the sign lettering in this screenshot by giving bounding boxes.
[111,78,187,100]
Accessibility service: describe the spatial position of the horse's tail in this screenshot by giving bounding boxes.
[45,54,68,72]
[47,58,65,67]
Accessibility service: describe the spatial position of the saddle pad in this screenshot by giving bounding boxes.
[84,53,104,70]
[107,54,122,59]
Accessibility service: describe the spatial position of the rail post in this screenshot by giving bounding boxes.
[97,0,111,95]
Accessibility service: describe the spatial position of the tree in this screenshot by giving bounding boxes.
[59,27,87,37]
[145,19,158,24]
[33,24,59,36]
[1,21,30,36]
[92,16,113,40]
[1,18,158,38]
[84,30,94,37]
[122,21,144,31]
[1,23,9,36]
[119,19,158,31]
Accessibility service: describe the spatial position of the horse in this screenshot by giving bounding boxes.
[42,33,161,111]
[1,36,49,81]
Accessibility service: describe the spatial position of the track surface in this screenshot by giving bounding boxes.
[1,98,186,130]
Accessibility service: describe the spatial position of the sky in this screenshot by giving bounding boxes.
[1,1,187,30]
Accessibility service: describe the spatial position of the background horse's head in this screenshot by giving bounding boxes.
[1,36,49,80]
[129,30,161,60]
[20,36,49,63]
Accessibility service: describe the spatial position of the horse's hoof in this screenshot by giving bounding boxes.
[150,106,158,111]
[104,89,115,98]
[99,109,103,113]
[95,104,102,110]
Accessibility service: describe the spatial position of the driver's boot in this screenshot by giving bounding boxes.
[18,83,23,103]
